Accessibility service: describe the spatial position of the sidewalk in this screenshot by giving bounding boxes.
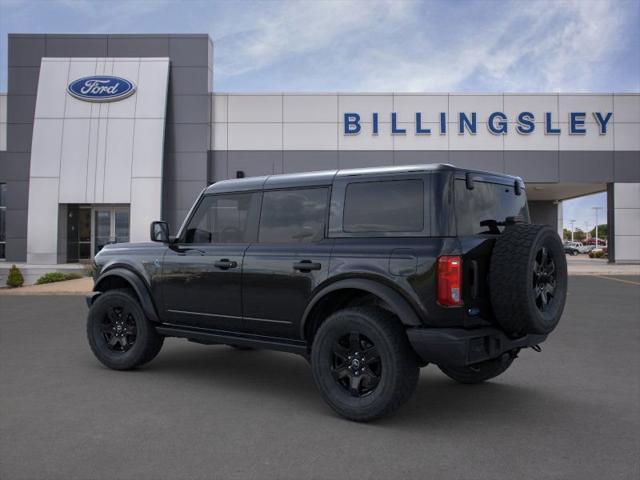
[566,257,640,276]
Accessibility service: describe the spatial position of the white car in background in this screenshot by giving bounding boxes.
[564,241,592,254]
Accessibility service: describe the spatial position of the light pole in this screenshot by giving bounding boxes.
[592,206,603,248]
[570,219,576,242]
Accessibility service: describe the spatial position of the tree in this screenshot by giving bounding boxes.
[589,224,607,240]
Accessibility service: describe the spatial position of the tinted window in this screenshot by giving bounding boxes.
[183,193,258,243]
[259,188,328,243]
[343,180,424,233]
[455,179,529,235]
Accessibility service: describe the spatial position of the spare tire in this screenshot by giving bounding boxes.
[489,223,567,336]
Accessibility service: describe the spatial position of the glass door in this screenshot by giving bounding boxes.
[93,206,130,255]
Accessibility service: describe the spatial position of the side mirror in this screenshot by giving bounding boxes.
[150,221,170,243]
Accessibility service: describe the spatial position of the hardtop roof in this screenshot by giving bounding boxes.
[204,163,522,194]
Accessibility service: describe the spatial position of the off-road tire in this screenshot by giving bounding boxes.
[311,307,419,422]
[490,223,567,336]
[439,353,515,384]
[87,289,164,370]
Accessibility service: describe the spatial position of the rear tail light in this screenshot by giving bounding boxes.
[437,256,462,306]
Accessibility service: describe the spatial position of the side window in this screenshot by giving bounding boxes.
[183,193,259,244]
[343,179,424,233]
[259,188,329,243]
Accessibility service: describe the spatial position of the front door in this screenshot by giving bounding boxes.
[160,192,261,331]
[94,207,130,254]
[242,187,332,338]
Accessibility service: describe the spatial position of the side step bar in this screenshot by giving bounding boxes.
[155,324,309,356]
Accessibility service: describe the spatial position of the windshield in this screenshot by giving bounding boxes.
[454,179,529,235]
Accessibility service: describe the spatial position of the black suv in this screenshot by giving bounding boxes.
[87,164,567,421]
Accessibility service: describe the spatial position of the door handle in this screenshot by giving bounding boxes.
[293,260,322,272]
[214,259,238,270]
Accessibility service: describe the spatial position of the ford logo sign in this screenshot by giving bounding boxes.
[67,76,136,102]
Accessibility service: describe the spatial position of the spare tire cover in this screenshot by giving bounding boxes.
[489,224,567,336]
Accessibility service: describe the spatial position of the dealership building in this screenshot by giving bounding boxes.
[0,33,638,270]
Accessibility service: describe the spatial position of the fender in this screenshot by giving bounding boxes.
[91,267,160,323]
[300,278,422,338]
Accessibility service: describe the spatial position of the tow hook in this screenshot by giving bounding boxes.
[531,344,542,353]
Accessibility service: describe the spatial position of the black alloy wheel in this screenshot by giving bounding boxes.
[100,304,137,352]
[331,332,382,398]
[87,289,164,370]
[532,246,557,313]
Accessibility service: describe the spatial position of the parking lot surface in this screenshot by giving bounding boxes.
[1,276,639,480]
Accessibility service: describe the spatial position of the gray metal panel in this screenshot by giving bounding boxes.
[6,124,33,153]
[283,151,338,173]
[6,95,36,124]
[8,35,45,67]
[107,35,170,57]
[45,35,108,57]
[169,36,211,67]
[209,151,228,182]
[5,180,29,209]
[164,152,208,181]
[338,150,394,169]
[559,151,614,183]
[394,151,449,165]
[0,153,30,181]
[169,67,210,95]
[6,209,28,238]
[5,236,26,262]
[448,151,504,174]
[505,150,559,183]
[165,123,210,153]
[614,151,640,182]
[227,150,282,178]
[163,180,206,211]
[7,67,40,95]
[167,95,210,124]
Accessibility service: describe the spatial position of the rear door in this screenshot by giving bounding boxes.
[160,192,260,331]
[241,187,333,338]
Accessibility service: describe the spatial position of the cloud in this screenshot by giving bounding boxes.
[212,0,638,92]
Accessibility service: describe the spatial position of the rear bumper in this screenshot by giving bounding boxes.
[406,327,547,367]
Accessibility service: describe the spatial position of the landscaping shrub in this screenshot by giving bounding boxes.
[6,265,24,288]
[589,250,606,259]
[36,272,83,285]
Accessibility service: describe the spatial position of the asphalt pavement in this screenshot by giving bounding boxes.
[1,276,639,480]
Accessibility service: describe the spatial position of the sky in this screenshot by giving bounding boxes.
[1,0,638,227]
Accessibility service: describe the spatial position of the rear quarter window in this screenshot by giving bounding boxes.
[343,179,424,233]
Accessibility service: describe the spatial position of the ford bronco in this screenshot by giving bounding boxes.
[87,164,567,421]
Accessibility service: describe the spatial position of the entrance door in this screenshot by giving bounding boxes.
[94,207,130,254]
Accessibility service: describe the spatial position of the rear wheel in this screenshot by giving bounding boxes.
[438,353,515,384]
[87,289,164,370]
[311,307,419,422]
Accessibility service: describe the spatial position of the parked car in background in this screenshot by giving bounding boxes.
[564,244,580,256]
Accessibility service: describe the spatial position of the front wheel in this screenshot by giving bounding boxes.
[311,307,419,422]
[438,353,515,384]
[87,289,164,370]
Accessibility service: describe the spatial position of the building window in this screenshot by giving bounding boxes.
[0,183,6,259]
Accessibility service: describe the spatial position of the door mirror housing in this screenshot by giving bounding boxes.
[150,221,170,243]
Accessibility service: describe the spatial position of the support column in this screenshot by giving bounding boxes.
[610,182,640,264]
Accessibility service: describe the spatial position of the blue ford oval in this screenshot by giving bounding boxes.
[67,76,136,102]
